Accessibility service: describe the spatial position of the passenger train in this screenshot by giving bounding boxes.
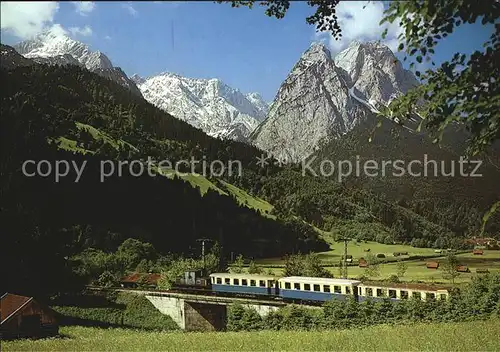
[203,272,450,303]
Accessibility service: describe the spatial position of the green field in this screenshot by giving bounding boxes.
[4,320,499,351]
[255,240,500,283]
[218,180,275,217]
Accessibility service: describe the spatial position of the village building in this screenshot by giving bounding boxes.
[1,293,58,340]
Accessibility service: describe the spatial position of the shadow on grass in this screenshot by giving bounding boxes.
[57,315,179,332]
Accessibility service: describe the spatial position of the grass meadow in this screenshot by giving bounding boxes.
[255,240,500,284]
[4,320,500,351]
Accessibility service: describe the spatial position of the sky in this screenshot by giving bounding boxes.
[0,1,495,102]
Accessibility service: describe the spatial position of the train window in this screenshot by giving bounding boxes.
[313,284,320,292]
[388,289,397,298]
[334,285,341,293]
[216,278,222,284]
[242,279,248,286]
[250,280,256,286]
[400,290,409,299]
[233,279,239,285]
[323,285,330,293]
[225,278,230,284]
[345,286,351,295]
[259,280,266,287]
[294,283,300,290]
[427,293,436,301]
[304,284,311,291]
[365,288,373,296]
[412,291,422,300]
[284,282,291,289]
[376,288,384,297]
[440,294,447,300]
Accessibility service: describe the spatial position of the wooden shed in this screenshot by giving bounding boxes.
[456,265,470,273]
[0,293,58,340]
[426,261,439,269]
[472,249,484,255]
[358,258,368,268]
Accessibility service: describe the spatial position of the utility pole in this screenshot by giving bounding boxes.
[196,238,212,275]
[338,237,350,279]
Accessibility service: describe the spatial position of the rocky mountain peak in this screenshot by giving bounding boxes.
[130,74,146,85]
[334,41,418,104]
[302,42,332,60]
[252,40,418,161]
[135,73,269,141]
[13,30,141,96]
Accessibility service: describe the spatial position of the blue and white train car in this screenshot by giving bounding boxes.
[278,277,361,302]
[358,283,450,302]
[209,273,279,296]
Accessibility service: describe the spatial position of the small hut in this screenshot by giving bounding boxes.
[426,261,439,269]
[0,293,58,340]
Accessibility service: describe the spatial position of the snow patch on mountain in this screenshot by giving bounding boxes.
[136,73,269,141]
[13,27,142,97]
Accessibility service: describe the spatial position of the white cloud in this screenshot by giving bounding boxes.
[47,23,69,37]
[314,1,403,54]
[122,3,138,17]
[69,25,93,37]
[104,35,112,41]
[0,1,59,39]
[72,2,96,16]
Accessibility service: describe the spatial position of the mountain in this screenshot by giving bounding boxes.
[252,41,419,161]
[0,44,34,70]
[13,27,142,97]
[135,72,269,141]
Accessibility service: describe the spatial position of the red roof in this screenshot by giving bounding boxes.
[426,262,439,269]
[121,273,160,285]
[359,258,368,267]
[1,293,32,324]
[456,265,469,272]
[472,249,484,254]
[466,237,497,245]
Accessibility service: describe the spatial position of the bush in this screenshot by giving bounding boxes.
[248,261,263,274]
[388,275,400,283]
[227,304,263,331]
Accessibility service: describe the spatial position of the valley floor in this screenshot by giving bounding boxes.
[4,320,500,351]
[255,241,500,284]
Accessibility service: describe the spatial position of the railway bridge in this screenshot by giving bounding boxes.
[144,291,288,331]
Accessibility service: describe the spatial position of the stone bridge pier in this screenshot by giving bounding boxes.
[145,292,284,331]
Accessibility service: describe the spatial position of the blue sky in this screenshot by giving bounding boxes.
[0,1,494,102]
